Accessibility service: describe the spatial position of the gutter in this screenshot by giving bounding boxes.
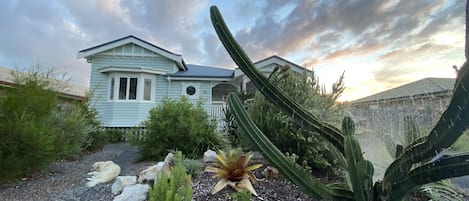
[167,76,171,97]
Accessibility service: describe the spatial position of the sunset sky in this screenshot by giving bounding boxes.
[0,0,465,101]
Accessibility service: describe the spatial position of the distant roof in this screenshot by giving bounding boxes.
[167,64,234,79]
[352,77,455,104]
[254,55,312,72]
[77,35,186,70]
[0,66,88,100]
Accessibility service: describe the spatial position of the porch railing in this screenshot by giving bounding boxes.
[211,101,226,131]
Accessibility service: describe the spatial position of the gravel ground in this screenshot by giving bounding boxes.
[0,143,324,201]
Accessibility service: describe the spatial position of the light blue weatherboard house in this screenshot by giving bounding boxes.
[77,35,311,129]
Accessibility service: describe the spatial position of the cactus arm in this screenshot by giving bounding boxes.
[227,93,354,200]
[342,117,374,201]
[384,61,469,186]
[210,6,346,154]
[389,154,469,201]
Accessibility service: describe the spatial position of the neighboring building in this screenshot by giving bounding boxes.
[349,77,455,135]
[77,35,312,128]
[0,66,87,101]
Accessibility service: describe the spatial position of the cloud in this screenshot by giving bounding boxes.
[0,0,464,100]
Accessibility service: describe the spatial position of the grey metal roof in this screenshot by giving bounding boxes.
[168,64,234,78]
[352,77,455,104]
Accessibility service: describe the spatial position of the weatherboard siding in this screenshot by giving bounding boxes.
[89,54,177,127]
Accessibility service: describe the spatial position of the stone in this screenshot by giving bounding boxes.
[203,149,217,163]
[113,184,149,201]
[137,152,174,183]
[111,176,137,195]
[263,166,279,179]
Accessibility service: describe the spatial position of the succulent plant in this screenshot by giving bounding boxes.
[209,3,469,201]
[205,148,262,196]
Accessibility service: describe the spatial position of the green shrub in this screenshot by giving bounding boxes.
[0,70,99,181]
[137,97,223,160]
[148,151,192,201]
[183,159,203,178]
[247,72,345,173]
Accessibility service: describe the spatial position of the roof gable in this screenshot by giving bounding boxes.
[352,77,455,104]
[77,35,186,70]
[235,55,311,77]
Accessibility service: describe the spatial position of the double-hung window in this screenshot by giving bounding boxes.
[109,73,154,102]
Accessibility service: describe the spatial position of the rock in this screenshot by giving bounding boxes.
[163,152,174,165]
[111,176,137,195]
[263,166,279,179]
[203,149,217,163]
[113,184,149,201]
[137,152,174,183]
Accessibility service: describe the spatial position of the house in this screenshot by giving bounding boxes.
[0,66,87,101]
[77,35,312,128]
[349,77,455,135]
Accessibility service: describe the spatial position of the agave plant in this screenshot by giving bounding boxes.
[205,148,262,196]
[209,3,469,201]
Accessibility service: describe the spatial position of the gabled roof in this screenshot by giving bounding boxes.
[235,55,312,77]
[77,35,186,70]
[166,64,234,81]
[352,77,455,104]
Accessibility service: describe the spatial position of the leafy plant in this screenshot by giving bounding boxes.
[183,158,203,178]
[210,4,469,201]
[0,69,97,181]
[136,97,224,160]
[205,148,262,196]
[248,71,345,173]
[148,151,193,201]
[231,190,252,201]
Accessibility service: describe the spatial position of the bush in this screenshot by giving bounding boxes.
[136,97,223,160]
[247,72,346,173]
[0,70,100,181]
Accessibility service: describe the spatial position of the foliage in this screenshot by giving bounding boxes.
[148,151,192,201]
[137,97,223,161]
[385,116,465,200]
[230,190,252,201]
[0,70,98,181]
[183,158,203,178]
[248,71,345,173]
[205,148,262,196]
[210,4,469,201]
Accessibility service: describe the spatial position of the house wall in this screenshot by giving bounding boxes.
[167,80,213,113]
[89,54,176,127]
[349,93,452,135]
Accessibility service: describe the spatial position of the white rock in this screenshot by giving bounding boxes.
[203,149,217,163]
[111,176,137,195]
[137,163,160,183]
[163,153,174,165]
[113,184,149,201]
[137,153,173,183]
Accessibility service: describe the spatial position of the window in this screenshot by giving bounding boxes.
[186,86,196,95]
[182,83,199,99]
[109,78,114,100]
[144,79,152,101]
[109,73,154,102]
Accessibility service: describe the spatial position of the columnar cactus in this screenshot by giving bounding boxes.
[210,3,469,201]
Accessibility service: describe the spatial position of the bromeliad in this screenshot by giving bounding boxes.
[205,148,262,196]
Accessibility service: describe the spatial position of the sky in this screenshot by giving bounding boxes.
[0,0,465,101]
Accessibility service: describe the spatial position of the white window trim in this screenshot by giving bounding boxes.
[182,82,200,99]
[108,72,155,103]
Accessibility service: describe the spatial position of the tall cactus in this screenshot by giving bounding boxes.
[210,2,469,200]
[210,6,345,155]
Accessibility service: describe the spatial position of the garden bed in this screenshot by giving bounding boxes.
[0,143,338,201]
